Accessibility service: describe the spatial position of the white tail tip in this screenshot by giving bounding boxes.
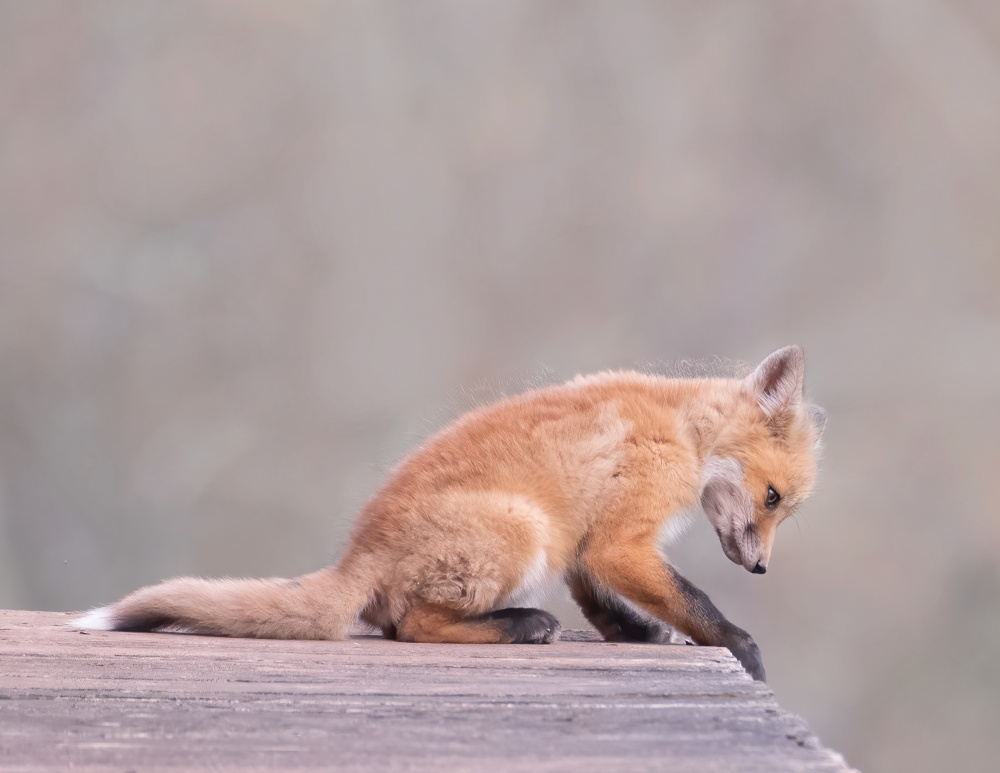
[71,606,116,630]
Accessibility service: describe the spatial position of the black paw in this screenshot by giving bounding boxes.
[590,607,670,643]
[487,608,561,644]
[723,626,766,681]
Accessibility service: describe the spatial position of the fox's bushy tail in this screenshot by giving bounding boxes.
[72,561,376,640]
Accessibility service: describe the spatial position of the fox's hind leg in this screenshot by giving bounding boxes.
[379,490,559,643]
[395,602,560,644]
[567,570,670,643]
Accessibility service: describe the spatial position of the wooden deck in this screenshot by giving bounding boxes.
[0,611,853,772]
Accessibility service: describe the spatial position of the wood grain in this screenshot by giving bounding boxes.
[0,611,853,772]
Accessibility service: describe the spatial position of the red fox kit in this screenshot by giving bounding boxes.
[74,346,825,681]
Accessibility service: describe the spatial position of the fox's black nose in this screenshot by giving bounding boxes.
[751,562,767,574]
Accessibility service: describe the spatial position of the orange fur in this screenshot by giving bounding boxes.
[74,347,824,680]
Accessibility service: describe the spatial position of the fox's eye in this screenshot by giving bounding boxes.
[765,486,781,509]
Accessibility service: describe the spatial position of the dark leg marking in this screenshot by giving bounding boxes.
[568,572,669,643]
[665,563,766,682]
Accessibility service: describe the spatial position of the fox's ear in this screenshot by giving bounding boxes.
[808,404,827,446]
[745,345,805,417]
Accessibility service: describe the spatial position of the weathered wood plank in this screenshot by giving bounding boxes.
[0,611,853,772]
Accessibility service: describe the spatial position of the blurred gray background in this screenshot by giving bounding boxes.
[2,1,999,771]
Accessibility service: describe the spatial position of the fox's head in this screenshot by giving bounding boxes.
[700,346,826,574]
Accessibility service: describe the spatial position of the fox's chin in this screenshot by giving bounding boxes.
[718,535,744,567]
[717,536,763,574]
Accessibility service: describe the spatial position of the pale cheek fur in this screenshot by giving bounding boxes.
[699,457,752,535]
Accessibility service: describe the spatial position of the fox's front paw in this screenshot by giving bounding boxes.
[723,627,766,682]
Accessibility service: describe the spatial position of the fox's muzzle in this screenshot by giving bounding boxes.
[715,527,770,574]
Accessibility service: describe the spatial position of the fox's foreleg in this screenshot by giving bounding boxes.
[567,570,671,643]
[581,545,765,681]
